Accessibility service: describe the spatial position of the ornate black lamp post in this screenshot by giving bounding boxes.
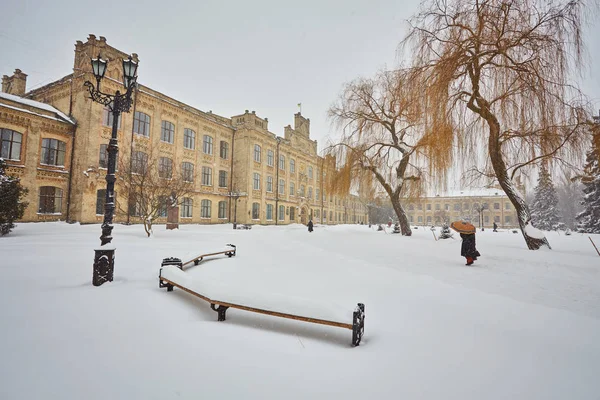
[85,54,138,286]
[228,190,246,229]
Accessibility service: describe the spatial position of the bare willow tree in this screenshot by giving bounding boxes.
[117,146,195,237]
[328,69,451,235]
[403,0,592,249]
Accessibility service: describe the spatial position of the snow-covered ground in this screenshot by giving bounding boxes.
[1,222,599,399]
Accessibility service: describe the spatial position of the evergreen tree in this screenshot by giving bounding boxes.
[530,166,565,231]
[0,159,28,235]
[439,222,453,239]
[576,130,600,233]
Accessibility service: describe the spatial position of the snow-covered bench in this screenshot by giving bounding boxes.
[172,244,237,269]
[158,263,365,347]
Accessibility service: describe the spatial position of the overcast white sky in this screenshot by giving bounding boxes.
[1,0,599,156]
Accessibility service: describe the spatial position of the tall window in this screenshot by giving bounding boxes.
[290,159,295,173]
[161,121,175,143]
[279,179,285,195]
[290,206,295,220]
[308,166,313,179]
[279,205,285,221]
[133,111,150,136]
[494,202,500,210]
[218,170,228,187]
[252,202,260,219]
[218,201,227,219]
[316,189,320,201]
[253,173,260,190]
[505,203,511,210]
[266,204,273,220]
[201,199,212,218]
[1,129,22,160]
[157,196,168,217]
[279,154,285,170]
[266,176,273,192]
[181,162,194,182]
[254,144,261,162]
[203,135,213,155]
[220,141,229,159]
[184,128,196,150]
[41,138,66,166]
[290,182,295,196]
[96,189,106,215]
[300,185,305,197]
[102,107,121,128]
[201,166,212,186]
[99,145,118,170]
[181,198,193,218]
[158,157,173,179]
[128,193,141,217]
[267,149,274,166]
[308,187,313,199]
[38,186,63,214]
[132,151,148,174]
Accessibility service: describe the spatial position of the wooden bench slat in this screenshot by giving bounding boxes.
[160,277,353,330]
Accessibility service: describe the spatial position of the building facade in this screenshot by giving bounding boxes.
[1,34,367,226]
[405,188,520,229]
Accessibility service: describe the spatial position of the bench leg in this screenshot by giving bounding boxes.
[210,304,229,321]
[352,303,365,347]
[194,257,204,266]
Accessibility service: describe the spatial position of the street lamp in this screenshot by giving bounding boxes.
[85,54,138,286]
[228,189,246,229]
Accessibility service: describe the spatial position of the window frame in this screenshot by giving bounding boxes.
[180,197,193,218]
[0,128,22,160]
[41,138,66,166]
[161,120,175,144]
[38,186,63,214]
[133,111,151,137]
[183,128,196,150]
[181,162,194,182]
[218,170,228,188]
[158,157,173,179]
[203,135,214,155]
[201,199,212,218]
[201,166,213,186]
[220,141,229,159]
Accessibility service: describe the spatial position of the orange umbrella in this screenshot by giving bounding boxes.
[450,221,476,234]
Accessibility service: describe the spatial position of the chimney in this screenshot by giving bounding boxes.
[2,69,28,96]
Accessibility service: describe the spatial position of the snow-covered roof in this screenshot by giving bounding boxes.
[430,188,507,198]
[0,91,75,125]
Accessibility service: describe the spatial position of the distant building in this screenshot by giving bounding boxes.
[1,34,367,226]
[405,188,520,229]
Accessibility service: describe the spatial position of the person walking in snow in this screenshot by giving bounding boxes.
[460,232,481,266]
[307,220,314,233]
[493,222,498,232]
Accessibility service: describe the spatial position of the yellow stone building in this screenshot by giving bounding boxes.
[405,188,520,229]
[1,34,368,226]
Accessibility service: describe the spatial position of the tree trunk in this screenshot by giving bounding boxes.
[390,195,412,236]
[143,219,152,237]
[485,113,549,250]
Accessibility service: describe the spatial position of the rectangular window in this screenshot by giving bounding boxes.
[220,141,229,159]
[96,189,106,215]
[219,170,228,187]
[254,145,261,162]
[157,196,168,218]
[182,162,194,182]
[203,135,213,155]
[279,155,285,170]
[435,204,440,210]
[41,138,66,166]
[505,215,511,223]
[290,182,295,196]
[184,128,196,150]
[454,203,461,211]
[316,189,320,201]
[161,121,175,144]
[494,203,500,210]
[201,199,212,218]
[308,166,313,179]
[132,151,148,174]
[267,149,274,167]
[494,215,500,222]
[266,176,273,192]
[202,166,212,186]
[290,206,295,220]
[266,204,273,220]
[102,107,121,128]
[158,157,173,179]
[181,198,193,218]
[279,179,285,195]
[308,187,313,199]
[290,159,295,173]
[38,186,63,214]
[426,204,431,210]
[253,173,260,190]
[218,201,227,219]
[252,202,260,219]
[1,129,22,160]
[505,203,511,210]
[484,215,489,223]
[279,205,285,221]
[99,144,108,168]
[133,111,150,137]
[300,185,305,197]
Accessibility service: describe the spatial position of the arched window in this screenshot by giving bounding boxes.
[218,201,227,219]
[133,111,151,136]
[161,121,175,143]
[184,128,196,150]
[201,199,212,218]
[182,162,194,182]
[1,128,22,160]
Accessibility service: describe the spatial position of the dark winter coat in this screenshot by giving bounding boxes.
[307,221,314,232]
[460,233,480,259]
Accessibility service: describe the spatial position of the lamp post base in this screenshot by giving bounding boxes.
[93,247,115,286]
